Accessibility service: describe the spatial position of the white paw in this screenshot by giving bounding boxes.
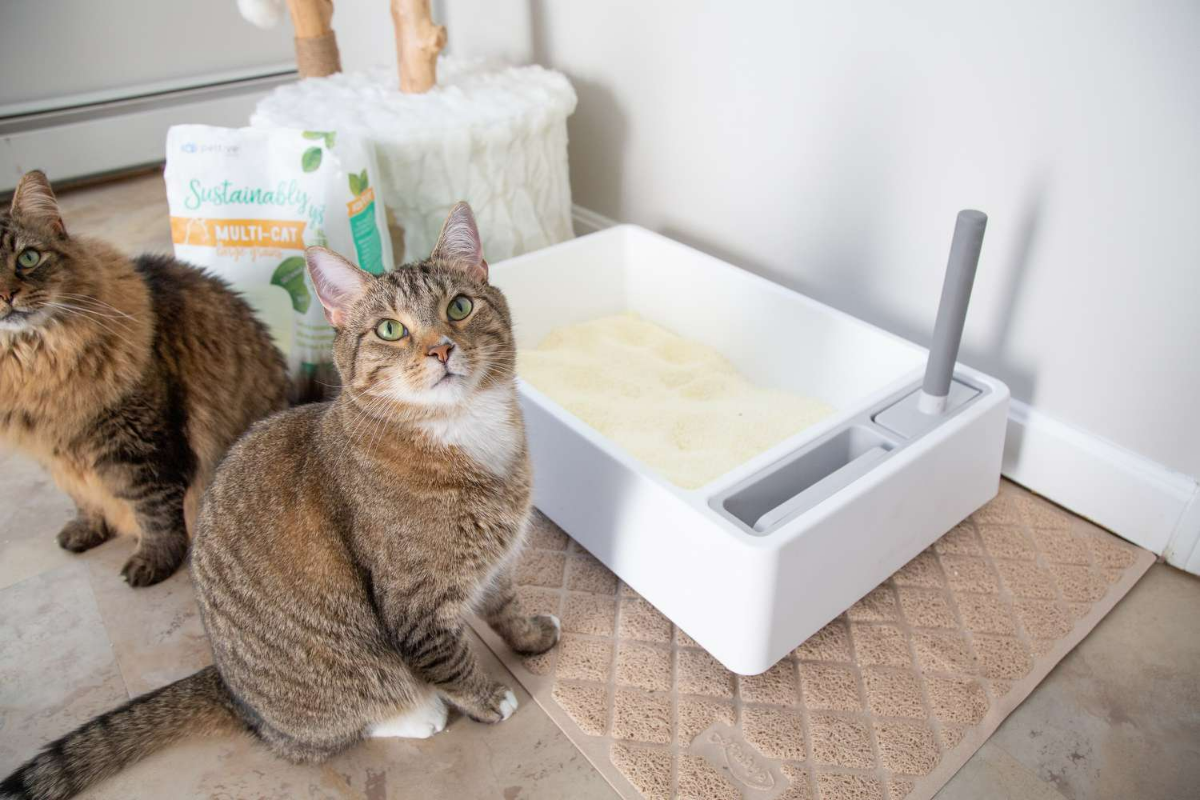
[547,613,562,638]
[426,694,449,734]
[498,689,518,721]
[367,694,448,739]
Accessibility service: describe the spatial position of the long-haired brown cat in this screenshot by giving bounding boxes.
[1,202,561,799]
[0,171,288,586]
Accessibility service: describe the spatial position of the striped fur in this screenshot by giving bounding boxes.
[0,667,240,800]
[0,171,289,586]
[191,204,559,760]
[1,203,558,797]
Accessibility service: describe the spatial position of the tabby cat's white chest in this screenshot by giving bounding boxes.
[418,386,522,476]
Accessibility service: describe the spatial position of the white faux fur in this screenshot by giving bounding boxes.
[250,59,578,265]
[236,0,284,29]
[417,385,521,476]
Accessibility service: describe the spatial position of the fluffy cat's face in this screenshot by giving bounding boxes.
[0,171,81,333]
[310,202,515,411]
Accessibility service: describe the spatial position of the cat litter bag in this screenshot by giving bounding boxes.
[164,124,394,400]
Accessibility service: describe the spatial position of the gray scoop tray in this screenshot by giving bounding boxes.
[712,209,991,537]
[711,376,986,536]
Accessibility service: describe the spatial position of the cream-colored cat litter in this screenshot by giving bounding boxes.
[518,313,835,490]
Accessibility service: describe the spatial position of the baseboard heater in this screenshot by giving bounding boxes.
[0,68,296,193]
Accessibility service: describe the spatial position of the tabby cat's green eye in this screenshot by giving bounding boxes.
[447,295,473,321]
[16,249,41,269]
[375,319,407,341]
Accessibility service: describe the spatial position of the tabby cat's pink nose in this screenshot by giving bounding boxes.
[427,343,454,364]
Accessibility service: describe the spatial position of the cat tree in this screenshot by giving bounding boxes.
[240,0,576,263]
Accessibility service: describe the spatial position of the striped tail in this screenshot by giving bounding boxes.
[1,666,241,800]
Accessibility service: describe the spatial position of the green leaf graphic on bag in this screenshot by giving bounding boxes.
[303,130,337,148]
[301,147,323,173]
[349,172,363,196]
[270,256,311,312]
[164,125,394,403]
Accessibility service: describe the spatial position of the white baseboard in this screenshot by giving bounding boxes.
[1004,400,1198,562]
[1164,486,1200,573]
[571,205,619,236]
[1,71,295,193]
[569,204,1200,571]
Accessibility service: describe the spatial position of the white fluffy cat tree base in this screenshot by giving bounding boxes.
[240,0,578,267]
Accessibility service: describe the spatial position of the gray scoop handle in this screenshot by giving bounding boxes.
[922,209,987,404]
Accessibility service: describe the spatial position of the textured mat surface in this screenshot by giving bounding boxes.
[470,481,1154,800]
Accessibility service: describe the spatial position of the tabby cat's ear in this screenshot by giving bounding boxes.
[10,170,66,236]
[305,246,371,328]
[431,201,487,283]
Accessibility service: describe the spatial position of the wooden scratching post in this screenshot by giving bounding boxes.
[390,0,447,93]
[264,0,446,92]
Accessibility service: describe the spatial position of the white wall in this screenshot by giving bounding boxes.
[0,0,294,113]
[394,0,1200,484]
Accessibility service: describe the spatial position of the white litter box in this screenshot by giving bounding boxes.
[491,214,1010,675]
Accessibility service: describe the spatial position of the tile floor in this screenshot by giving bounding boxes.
[1,171,1197,799]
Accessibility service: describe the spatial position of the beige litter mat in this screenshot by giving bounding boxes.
[469,481,1153,800]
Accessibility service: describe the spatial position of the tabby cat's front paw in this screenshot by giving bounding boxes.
[510,614,561,657]
[56,517,112,553]
[459,684,519,724]
[120,550,182,587]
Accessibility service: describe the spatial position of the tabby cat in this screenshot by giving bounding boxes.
[0,171,288,586]
[1,202,560,799]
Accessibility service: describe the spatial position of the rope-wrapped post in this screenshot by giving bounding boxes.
[286,0,341,77]
[390,0,447,93]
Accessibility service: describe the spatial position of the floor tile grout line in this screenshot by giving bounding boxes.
[81,561,133,700]
[0,553,76,595]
